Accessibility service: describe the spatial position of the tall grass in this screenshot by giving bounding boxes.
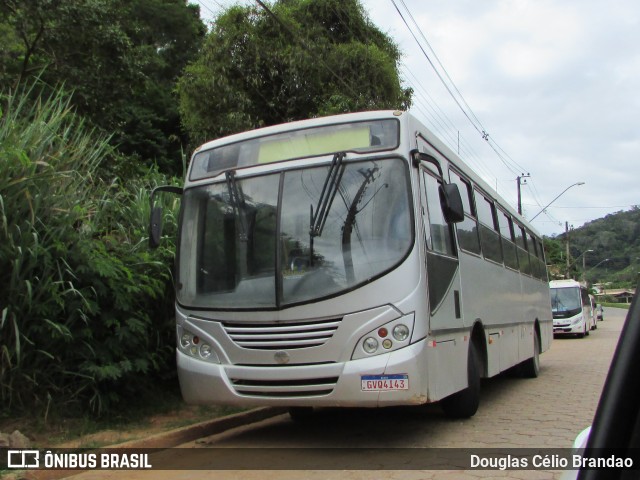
[1,83,180,418]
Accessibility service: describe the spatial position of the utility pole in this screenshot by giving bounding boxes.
[517,174,530,215]
[565,221,571,279]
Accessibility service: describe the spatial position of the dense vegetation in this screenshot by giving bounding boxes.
[0,83,181,416]
[544,207,640,287]
[0,0,411,418]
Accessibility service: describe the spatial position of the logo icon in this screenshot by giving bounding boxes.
[7,450,40,469]
[274,351,290,364]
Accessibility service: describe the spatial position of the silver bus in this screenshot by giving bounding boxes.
[150,110,553,419]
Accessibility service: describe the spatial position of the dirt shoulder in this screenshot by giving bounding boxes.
[1,403,244,450]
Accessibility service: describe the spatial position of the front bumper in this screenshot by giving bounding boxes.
[553,318,586,335]
[177,340,427,408]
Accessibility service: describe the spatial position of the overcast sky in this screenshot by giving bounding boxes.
[197,0,640,237]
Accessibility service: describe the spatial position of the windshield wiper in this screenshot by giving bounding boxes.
[225,170,248,242]
[309,152,346,238]
[341,167,381,283]
[307,152,346,266]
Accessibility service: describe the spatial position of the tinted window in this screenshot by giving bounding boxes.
[475,191,496,228]
[450,171,475,216]
[449,171,480,254]
[498,210,519,270]
[474,191,502,264]
[423,171,456,257]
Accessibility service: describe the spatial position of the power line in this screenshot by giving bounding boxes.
[193,0,222,18]
[397,0,487,133]
[389,0,529,177]
[522,203,638,210]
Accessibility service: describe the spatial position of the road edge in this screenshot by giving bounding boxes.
[16,407,288,480]
[112,406,288,449]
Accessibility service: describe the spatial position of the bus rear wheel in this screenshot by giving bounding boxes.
[519,328,540,378]
[441,341,481,419]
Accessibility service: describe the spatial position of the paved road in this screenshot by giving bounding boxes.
[66,307,627,480]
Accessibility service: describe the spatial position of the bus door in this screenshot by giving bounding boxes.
[418,164,462,333]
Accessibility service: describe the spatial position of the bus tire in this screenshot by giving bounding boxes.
[441,341,481,419]
[520,328,540,378]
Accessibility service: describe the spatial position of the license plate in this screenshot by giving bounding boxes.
[361,374,409,391]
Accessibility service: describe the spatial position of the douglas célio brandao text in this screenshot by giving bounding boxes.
[470,453,634,470]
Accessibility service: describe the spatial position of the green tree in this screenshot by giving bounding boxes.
[177,0,412,144]
[0,0,205,173]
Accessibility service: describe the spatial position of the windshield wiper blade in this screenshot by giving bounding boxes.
[340,167,380,283]
[307,152,346,267]
[310,152,346,238]
[225,170,248,241]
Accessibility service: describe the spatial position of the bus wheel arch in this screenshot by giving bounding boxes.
[441,321,484,419]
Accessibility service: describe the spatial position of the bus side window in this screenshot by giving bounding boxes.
[527,231,544,280]
[422,171,456,257]
[474,190,503,264]
[514,223,532,276]
[497,209,519,271]
[449,170,481,255]
[537,238,548,281]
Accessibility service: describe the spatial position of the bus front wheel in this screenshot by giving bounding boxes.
[441,341,481,419]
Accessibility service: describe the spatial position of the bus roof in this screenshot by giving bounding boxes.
[188,110,542,237]
[549,279,582,288]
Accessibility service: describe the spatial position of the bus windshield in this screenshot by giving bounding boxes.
[550,287,582,317]
[177,157,412,309]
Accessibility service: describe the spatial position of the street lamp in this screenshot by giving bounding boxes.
[586,258,611,274]
[582,249,594,283]
[565,248,594,281]
[529,182,585,222]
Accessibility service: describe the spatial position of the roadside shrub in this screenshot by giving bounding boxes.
[0,83,180,417]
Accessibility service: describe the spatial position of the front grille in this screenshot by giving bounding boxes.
[222,318,341,350]
[230,376,338,397]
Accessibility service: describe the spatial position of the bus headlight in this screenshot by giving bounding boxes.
[200,343,213,358]
[178,328,220,363]
[363,337,379,354]
[393,324,410,341]
[352,313,415,360]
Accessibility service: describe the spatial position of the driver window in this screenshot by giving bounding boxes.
[422,170,456,257]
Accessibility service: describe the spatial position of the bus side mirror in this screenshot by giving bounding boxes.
[440,183,465,223]
[149,206,163,249]
[148,185,183,249]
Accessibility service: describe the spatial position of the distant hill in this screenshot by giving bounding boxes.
[549,207,640,286]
